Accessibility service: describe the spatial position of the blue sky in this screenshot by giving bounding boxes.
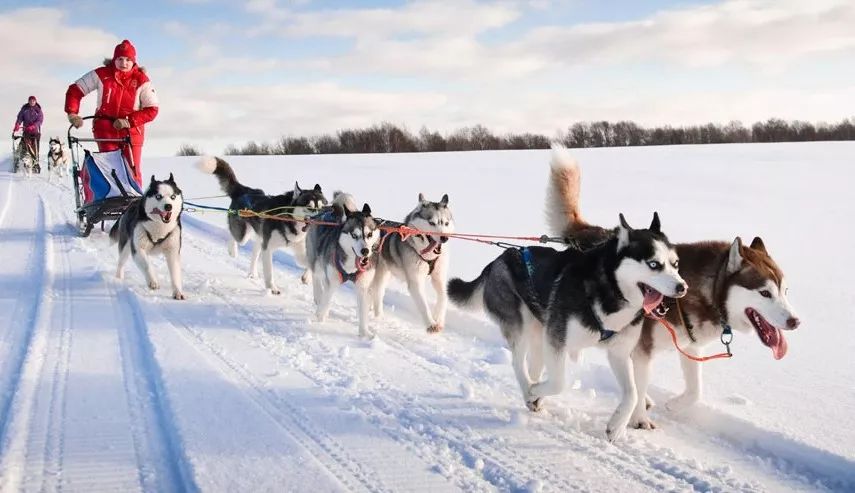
[2,0,854,155]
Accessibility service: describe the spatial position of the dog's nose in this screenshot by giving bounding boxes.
[439,236,449,243]
[786,317,800,330]
[163,203,173,211]
[674,283,687,295]
[360,248,370,256]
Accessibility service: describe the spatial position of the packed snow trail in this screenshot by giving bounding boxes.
[0,164,852,492]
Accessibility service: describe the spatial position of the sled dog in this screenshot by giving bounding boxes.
[306,197,381,339]
[110,174,185,300]
[449,208,687,441]
[198,156,327,293]
[371,193,454,333]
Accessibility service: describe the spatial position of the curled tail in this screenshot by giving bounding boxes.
[447,266,490,312]
[545,144,586,238]
[332,190,358,214]
[197,156,243,199]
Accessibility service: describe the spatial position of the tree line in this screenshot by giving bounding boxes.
[176,117,855,156]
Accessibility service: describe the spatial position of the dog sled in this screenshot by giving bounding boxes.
[69,116,142,237]
[11,132,41,174]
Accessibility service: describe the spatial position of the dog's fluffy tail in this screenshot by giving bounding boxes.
[332,191,358,213]
[447,267,489,313]
[197,156,242,198]
[545,144,586,237]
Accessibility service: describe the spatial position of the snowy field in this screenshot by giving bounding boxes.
[0,142,852,492]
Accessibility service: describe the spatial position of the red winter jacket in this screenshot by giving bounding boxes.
[64,62,159,146]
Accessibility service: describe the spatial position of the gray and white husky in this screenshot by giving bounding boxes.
[110,174,185,300]
[198,156,328,293]
[47,137,70,182]
[306,196,381,338]
[546,145,801,431]
[371,193,454,333]
[448,212,687,441]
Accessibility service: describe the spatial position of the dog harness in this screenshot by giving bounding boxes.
[408,234,440,275]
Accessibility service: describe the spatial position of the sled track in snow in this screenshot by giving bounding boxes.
[114,287,200,493]
[164,313,397,493]
[0,196,49,467]
[0,175,14,229]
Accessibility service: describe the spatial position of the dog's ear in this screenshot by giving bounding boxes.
[313,183,321,192]
[727,237,744,274]
[167,172,175,183]
[150,175,157,185]
[293,181,301,195]
[362,203,372,215]
[749,236,767,254]
[617,213,631,251]
[440,194,449,206]
[648,211,661,233]
[418,192,426,203]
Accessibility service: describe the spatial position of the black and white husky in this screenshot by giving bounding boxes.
[448,213,687,441]
[371,193,454,333]
[306,196,381,339]
[110,174,185,300]
[47,137,70,182]
[198,156,328,293]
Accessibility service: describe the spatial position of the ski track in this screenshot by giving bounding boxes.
[0,173,851,492]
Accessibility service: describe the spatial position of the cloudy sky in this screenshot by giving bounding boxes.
[2,0,854,156]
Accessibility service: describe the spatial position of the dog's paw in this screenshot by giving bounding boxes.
[426,324,443,334]
[247,271,257,279]
[666,393,699,412]
[300,271,311,285]
[269,287,281,295]
[606,426,627,443]
[173,292,186,301]
[359,329,376,340]
[116,271,124,280]
[632,417,657,430]
[148,280,159,290]
[315,313,327,323]
[525,398,543,412]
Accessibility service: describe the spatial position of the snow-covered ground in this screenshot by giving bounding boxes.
[0,143,852,492]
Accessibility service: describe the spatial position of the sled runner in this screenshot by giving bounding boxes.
[69,116,141,237]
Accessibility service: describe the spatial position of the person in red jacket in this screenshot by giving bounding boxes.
[65,39,158,186]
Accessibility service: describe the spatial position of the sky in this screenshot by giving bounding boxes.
[2,0,854,156]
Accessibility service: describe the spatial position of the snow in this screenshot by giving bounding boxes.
[0,142,852,492]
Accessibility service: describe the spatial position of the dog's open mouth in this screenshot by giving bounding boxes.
[357,256,370,269]
[638,283,665,316]
[746,308,787,360]
[152,208,172,224]
[433,243,443,255]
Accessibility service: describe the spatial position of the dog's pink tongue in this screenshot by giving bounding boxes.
[642,289,663,314]
[772,328,788,360]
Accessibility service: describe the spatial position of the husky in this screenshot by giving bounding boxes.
[545,145,801,431]
[306,197,381,339]
[46,137,70,182]
[448,211,687,441]
[371,193,454,333]
[197,156,328,293]
[110,174,185,300]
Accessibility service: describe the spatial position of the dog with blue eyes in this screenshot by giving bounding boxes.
[110,174,186,300]
[305,193,381,338]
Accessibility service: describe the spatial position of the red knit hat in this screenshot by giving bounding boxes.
[113,39,137,62]
[28,95,36,102]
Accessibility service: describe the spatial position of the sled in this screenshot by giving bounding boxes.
[69,116,141,237]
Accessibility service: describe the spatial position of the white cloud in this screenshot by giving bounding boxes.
[248,0,520,38]
[513,0,855,69]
